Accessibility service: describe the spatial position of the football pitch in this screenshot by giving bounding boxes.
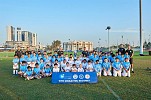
[0,52,151,100]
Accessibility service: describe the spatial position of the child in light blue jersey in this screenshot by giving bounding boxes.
[82,59,87,70]
[53,63,60,72]
[48,53,52,61]
[99,56,103,64]
[12,55,19,75]
[78,64,84,72]
[31,52,37,70]
[44,55,50,65]
[124,51,130,60]
[117,52,122,60]
[75,57,81,68]
[110,55,115,63]
[93,54,99,63]
[122,58,131,77]
[71,64,78,72]
[26,54,32,66]
[86,60,94,72]
[102,58,112,76]
[24,66,33,80]
[112,58,122,77]
[88,52,94,61]
[64,54,69,61]
[33,63,41,79]
[39,58,45,71]
[102,52,108,62]
[68,57,74,67]
[20,54,26,64]
[94,60,102,77]
[53,59,60,68]
[120,54,125,64]
[30,50,34,58]
[51,55,56,64]
[107,52,112,62]
[24,52,28,60]
[43,54,47,62]
[37,53,43,62]
[53,51,58,58]
[82,55,89,62]
[57,56,62,63]
[60,54,64,62]
[18,61,27,77]
[43,64,52,77]
[64,62,71,72]
[60,59,67,72]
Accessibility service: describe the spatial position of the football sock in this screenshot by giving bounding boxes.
[13,70,15,74]
[15,70,18,74]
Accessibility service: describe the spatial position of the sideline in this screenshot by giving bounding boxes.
[101,78,121,100]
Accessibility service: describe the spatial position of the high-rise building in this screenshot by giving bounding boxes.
[32,33,37,46]
[6,26,15,41]
[20,31,32,46]
[7,26,38,49]
[17,28,37,47]
[17,27,22,41]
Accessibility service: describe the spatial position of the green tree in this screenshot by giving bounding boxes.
[46,40,61,51]
[143,40,148,49]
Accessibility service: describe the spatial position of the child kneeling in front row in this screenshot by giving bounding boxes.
[53,63,60,72]
[86,60,94,72]
[24,66,34,80]
[71,64,77,72]
[78,64,84,72]
[18,61,27,77]
[43,64,52,77]
[33,63,42,79]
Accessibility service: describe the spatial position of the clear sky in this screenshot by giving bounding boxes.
[0,0,151,47]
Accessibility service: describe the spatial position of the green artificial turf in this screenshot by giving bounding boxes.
[0,52,151,100]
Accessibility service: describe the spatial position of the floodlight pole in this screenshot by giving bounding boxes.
[139,0,143,55]
[108,29,110,51]
[106,26,111,52]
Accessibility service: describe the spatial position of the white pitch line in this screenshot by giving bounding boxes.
[101,79,121,100]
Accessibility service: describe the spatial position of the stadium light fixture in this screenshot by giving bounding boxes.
[106,26,111,51]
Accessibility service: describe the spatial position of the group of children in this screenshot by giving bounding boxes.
[12,50,132,80]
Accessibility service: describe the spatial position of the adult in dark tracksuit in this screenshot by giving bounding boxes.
[15,46,23,67]
[118,44,125,55]
[126,45,134,73]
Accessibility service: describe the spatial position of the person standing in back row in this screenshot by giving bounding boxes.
[126,45,134,73]
[57,47,64,56]
[25,47,31,55]
[118,44,125,55]
[15,46,23,59]
[15,46,23,68]
[82,47,89,57]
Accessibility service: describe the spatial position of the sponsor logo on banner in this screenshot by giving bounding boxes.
[79,74,84,79]
[73,74,78,79]
[60,74,65,79]
[85,74,90,79]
